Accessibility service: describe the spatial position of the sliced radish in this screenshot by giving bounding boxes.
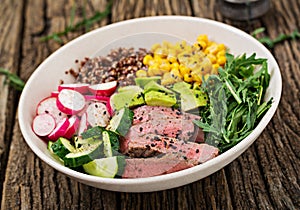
[86,102,110,127]
[51,91,59,97]
[105,98,113,116]
[36,96,68,123]
[48,117,70,141]
[64,115,80,139]
[32,114,56,137]
[84,95,110,102]
[56,89,86,115]
[88,81,117,96]
[78,113,88,136]
[58,83,89,93]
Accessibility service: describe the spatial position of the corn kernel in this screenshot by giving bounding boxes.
[191,71,202,83]
[148,64,162,76]
[206,54,217,64]
[217,56,226,65]
[197,34,208,43]
[179,64,190,75]
[206,43,218,55]
[183,74,193,83]
[160,61,171,72]
[212,63,220,70]
[171,62,179,69]
[136,70,148,77]
[218,44,226,51]
[197,40,207,49]
[143,54,153,65]
[170,68,182,79]
[216,50,226,58]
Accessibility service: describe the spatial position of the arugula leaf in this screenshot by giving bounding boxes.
[194,53,272,152]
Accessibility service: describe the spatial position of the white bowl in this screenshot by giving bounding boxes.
[18,16,282,192]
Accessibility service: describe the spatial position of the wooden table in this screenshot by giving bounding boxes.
[1,0,299,209]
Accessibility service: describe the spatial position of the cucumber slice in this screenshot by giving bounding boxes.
[50,137,75,159]
[83,156,125,178]
[102,131,112,157]
[108,107,133,136]
[64,141,103,168]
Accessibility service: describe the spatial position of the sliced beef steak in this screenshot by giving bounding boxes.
[132,106,204,142]
[120,133,219,165]
[122,154,194,178]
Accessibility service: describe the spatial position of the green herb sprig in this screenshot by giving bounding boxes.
[0,68,25,91]
[194,53,272,152]
[40,1,112,44]
[252,27,300,48]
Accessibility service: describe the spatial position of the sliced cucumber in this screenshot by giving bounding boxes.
[83,156,125,178]
[64,141,103,168]
[108,107,133,136]
[102,131,112,157]
[47,141,64,163]
[50,137,75,159]
[81,126,105,139]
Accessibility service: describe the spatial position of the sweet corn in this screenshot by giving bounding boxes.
[136,69,148,77]
[143,34,226,85]
[143,54,153,66]
[183,74,193,83]
[179,64,190,75]
[217,56,226,65]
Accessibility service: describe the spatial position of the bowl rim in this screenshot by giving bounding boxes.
[18,15,282,191]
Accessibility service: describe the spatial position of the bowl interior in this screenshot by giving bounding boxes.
[18,16,282,192]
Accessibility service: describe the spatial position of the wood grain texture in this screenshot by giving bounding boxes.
[0,0,299,209]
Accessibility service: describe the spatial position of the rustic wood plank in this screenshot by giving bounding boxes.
[0,0,24,208]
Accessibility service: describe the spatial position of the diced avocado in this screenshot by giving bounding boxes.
[193,89,208,107]
[144,80,174,94]
[128,92,145,108]
[172,81,192,93]
[171,82,207,111]
[179,89,208,111]
[117,85,143,93]
[144,90,177,107]
[110,86,144,110]
[135,76,161,88]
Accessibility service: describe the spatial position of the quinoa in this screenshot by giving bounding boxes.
[76,47,150,86]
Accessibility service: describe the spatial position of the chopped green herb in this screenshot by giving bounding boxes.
[252,27,300,48]
[0,68,25,91]
[194,53,272,152]
[40,1,112,43]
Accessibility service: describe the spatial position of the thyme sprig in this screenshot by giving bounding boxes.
[252,27,300,48]
[0,68,25,91]
[40,1,112,43]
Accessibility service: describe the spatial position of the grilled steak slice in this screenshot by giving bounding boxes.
[132,105,204,142]
[122,154,194,178]
[120,133,219,164]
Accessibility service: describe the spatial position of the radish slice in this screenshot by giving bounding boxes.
[86,102,110,127]
[57,89,86,115]
[36,96,68,123]
[48,117,70,141]
[58,83,89,93]
[78,113,88,136]
[88,81,117,96]
[84,95,110,102]
[105,98,113,116]
[51,91,59,97]
[32,114,56,137]
[64,115,80,139]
